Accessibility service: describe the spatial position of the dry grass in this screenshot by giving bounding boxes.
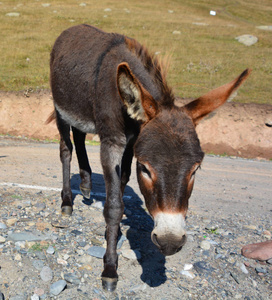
[0,0,271,104]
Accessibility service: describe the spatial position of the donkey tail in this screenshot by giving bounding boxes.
[45,110,56,124]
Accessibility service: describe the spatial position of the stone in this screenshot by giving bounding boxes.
[46,245,55,254]
[117,235,127,249]
[31,294,39,300]
[6,12,20,17]
[33,260,44,271]
[121,249,141,260]
[14,253,21,261]
[193,261,215,275]
[87,246,106,259]
[172,31,181,35]
[0,223,7,229]
[200,240,211,250]
[9,295,27,300]
[40,266,53,282]
[41,3,51,7]
[180,270,195,279]
[50,280,67,296]
[0,292,4,300]
[184,263,193,271]
[255,267,267,274]
[241,240,272,261]
[256,25,272,31]
[235,35,258,46]
[6,218,18,226]
[0,236,6,243]
[239,263,249,274]
[267,258,272,264]
[8,232,51,242]
[64,273,81,285]
[104,8,112,12]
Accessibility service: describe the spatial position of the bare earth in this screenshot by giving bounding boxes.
[0,91,271,160]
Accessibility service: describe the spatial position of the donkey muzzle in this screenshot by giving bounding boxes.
[151,212,187,256]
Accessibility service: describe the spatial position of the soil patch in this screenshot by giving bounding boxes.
[0,91,271,159]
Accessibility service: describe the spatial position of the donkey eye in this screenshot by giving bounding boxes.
[139,163,152,179]
[191,165,201,177]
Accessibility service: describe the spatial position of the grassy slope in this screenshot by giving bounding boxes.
[0,0,271,104]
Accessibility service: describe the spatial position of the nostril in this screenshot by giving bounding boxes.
[151,232,160,248]
[180,234,187,247]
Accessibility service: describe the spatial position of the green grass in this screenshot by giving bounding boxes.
[0,0,271,104]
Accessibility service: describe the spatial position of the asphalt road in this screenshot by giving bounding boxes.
[0,137,271,218]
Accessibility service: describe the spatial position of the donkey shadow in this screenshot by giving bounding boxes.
[70,173,167,287]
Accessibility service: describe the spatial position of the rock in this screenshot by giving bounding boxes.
[6,218,18,226]
[40,266,53,282]
[104,8,112,12]
[255,267,267,274]
[46,245,55,254]
[0,223,7,229]
[256,25,272,31]
[9,295,27,300]
[8,232,51,242]
[14,253,21,261]
[239,263,249,274]
[267,258,272,264]
[32,260,44,271]
[31,294,39,300]
[0,236,6,243]
[50,280,67,296]
[6,12,20,17]
[64,273,81,285]
[117,235,127,249]
[241,240,272,261]
[91,201,104,210]
[41,3,51,7]
[180,270,195,279]
[200,240,211,250]
[87,246,106,259]
[235,35,258,46]
[193,261,215,275]
[121,249,141,260]
[0,292,4,300]
[184,263,193,271]
[35,203,46,210]
[172,31,181,35]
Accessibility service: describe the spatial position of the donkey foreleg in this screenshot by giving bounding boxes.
[100,142,125,291]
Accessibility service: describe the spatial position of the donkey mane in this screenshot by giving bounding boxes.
[125,37,175,106]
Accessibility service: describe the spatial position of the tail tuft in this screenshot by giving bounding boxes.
[45,110,56,124]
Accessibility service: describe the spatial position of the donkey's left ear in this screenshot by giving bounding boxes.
[117,62,158,122]
[183,69,252,126]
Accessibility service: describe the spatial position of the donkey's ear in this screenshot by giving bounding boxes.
[184,69,252,125]
[117,62,158,122]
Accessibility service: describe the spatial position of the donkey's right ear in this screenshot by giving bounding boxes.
[117,62,158,122]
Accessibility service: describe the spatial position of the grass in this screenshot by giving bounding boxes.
[0,0,271,104]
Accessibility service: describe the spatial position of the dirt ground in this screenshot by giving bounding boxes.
[0,90,271,160]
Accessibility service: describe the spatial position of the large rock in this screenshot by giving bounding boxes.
[235,35,258,46]
[241,240,272,261]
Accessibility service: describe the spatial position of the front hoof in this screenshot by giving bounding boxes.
[80,185,91,199]
[101,277,118,292]
[61,206,73,216]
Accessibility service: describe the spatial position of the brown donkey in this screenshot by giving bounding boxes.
[49,24,251,291]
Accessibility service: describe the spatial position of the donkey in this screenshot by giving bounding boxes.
[49,24,250,291]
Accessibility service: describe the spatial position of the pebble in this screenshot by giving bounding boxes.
[235,35,258,46]
[200,240,211,250]
[121,249,141,260]
[46,245,55,254]
[255,267,267,274]
[0,292,4,300]
[239,263,249,274]
[87,246,106,259]
[64,273,81,285]
[256,25,272,31]
[6,218,18,226]
[0,236,6,243]
[50,280,67,296]
[14,253,22,261]
[193,261,215,275]
[41,3,50,7]
[33,260,45,271]
[117,235,127,249]
[40,266,53,282]
[0,223,7,229]
[172,31,181,35]
[6,12,20,17]
[184,263,193,271]
[30,294,39,300]
[8,232,51,242]
[180,270,195,279]
[9,295,27,300]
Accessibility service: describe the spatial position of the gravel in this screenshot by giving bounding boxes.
[0,186,271,299]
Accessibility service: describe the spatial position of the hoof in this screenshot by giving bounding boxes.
[80,185,91,199]
[61,206,73,216]
[101,277,118,292]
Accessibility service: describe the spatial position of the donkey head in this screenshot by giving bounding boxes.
[117,63,251,256]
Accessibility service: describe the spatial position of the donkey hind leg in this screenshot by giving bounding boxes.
[100,142,125,292]
[56,112,73,216]
[72,127,92,199]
